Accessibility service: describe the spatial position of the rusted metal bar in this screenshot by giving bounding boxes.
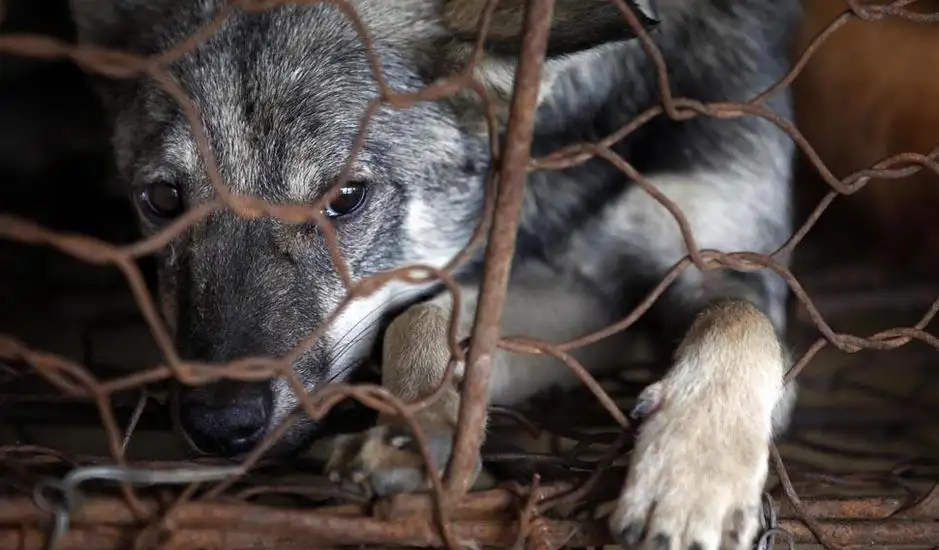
[446,0,557,497]
[5,512,939,549]
[4,490,937,527]
[1,506,607,549]
[5,477,938,549]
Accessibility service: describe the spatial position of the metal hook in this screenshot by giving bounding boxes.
[32,463,245,550]
[757,527,797,550]
[756,492,779,550]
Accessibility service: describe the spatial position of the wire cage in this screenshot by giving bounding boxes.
[2,0,939,549]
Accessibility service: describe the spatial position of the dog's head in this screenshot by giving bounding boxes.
[68,0,657,457]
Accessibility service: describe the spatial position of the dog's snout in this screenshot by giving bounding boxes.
[178,383,272,457]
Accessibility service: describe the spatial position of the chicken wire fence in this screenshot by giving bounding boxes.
[2,0,939,549]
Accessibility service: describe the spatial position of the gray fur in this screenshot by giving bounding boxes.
[69,0,801,546]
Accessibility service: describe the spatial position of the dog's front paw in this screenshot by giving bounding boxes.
[325,421,459,498]
[609,385,771,550]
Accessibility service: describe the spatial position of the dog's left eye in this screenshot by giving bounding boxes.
[140,181,185,220]
[324,181,368,219]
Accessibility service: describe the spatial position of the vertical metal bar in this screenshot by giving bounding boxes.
[445,0,557,497]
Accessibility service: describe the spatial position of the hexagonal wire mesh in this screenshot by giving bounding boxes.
[2,0,939,549]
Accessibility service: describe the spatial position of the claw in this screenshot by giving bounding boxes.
[630,381,664,420]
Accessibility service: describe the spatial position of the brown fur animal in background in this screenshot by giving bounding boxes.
[792,0,939,273]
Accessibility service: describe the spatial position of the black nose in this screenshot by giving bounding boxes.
[178,384,272,457]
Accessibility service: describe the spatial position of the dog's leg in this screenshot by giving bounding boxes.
[592,168,797,550]
[324,289,474,497]
[610,297,796,550]
[324,276,626,497]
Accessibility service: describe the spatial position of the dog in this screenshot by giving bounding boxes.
[67,0,800,547]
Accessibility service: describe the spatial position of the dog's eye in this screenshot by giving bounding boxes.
[324,181,368,219]
[140,181,184,220]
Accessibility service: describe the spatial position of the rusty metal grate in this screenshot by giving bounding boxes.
[2,0,939,549]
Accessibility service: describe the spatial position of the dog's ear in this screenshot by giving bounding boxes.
[434,0,659,125]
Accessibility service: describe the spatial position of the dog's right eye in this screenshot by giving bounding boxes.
[324,181,368,219]
[140,181,184,220]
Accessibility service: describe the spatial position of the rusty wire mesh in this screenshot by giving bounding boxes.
[2,0,939,548]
